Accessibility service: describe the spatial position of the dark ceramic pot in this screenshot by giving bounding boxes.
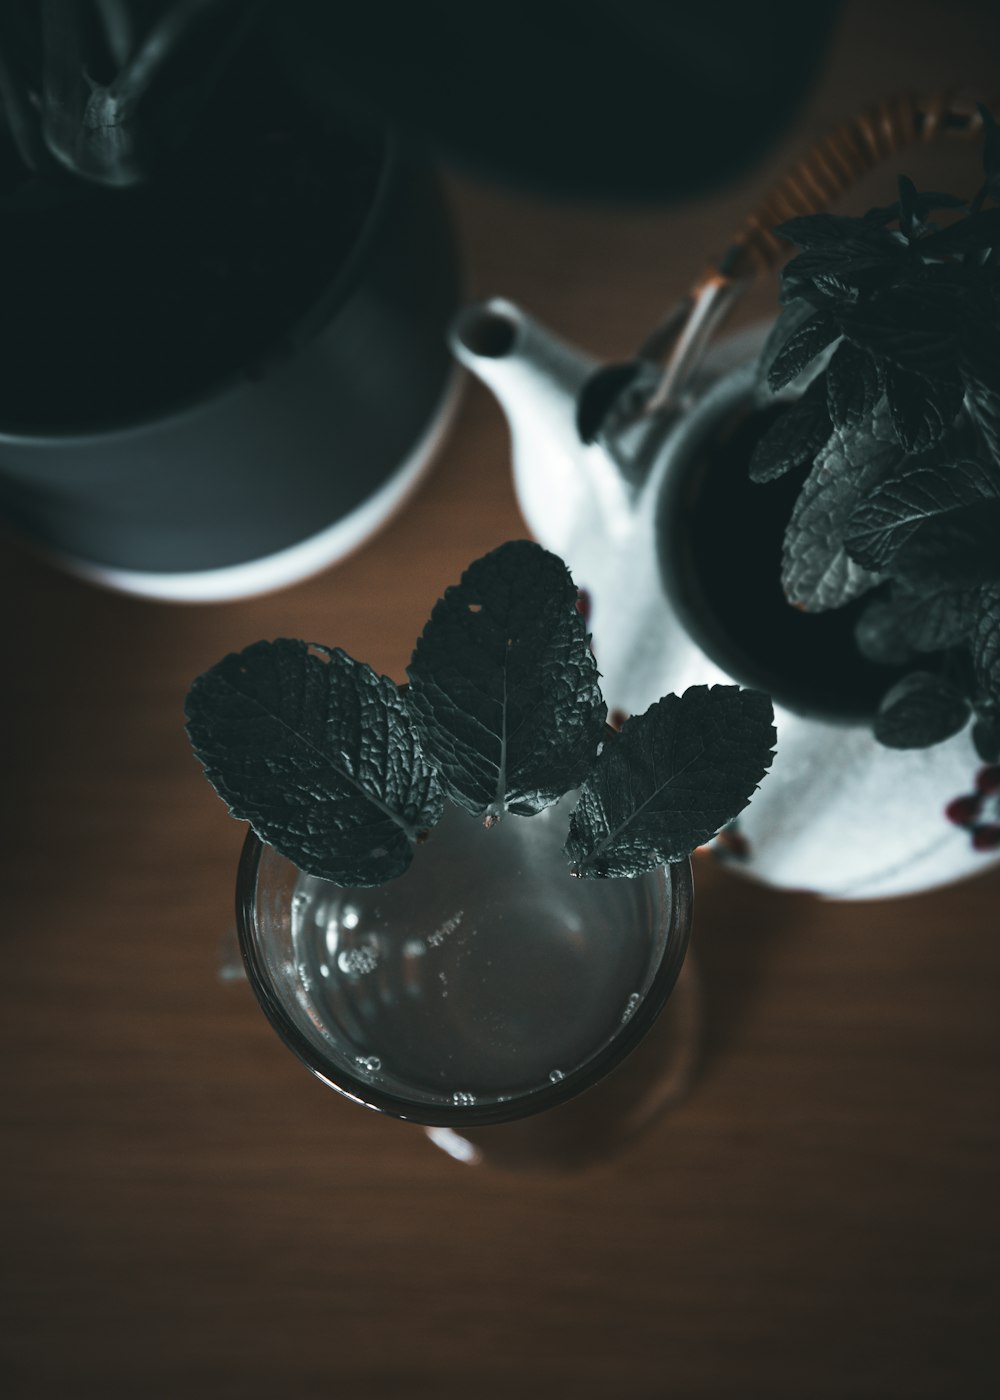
[0,128,460,601]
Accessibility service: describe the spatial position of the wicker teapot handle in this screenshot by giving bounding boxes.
[643,94,998,413]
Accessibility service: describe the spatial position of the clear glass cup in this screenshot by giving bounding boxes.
[236,793,697,1170]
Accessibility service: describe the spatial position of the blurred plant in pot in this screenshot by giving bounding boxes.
[752,106,1000,762]
[0,1,461,599]
[0,0,260,189]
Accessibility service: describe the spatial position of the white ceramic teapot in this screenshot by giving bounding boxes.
[448,95,1000,897]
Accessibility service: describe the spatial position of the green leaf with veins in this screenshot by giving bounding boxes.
[564,686,775,878]
[855,579,975,664]
[881,362,963,454]
[766,312,838,392]
[844,454,1000,572]
[406,540,606,822]
[185,641,445,887]
[749,376,832,483]
[825,340,882,432]
[873,672,970,749]
[781,400,902,611]
[754,298,818,392]
[971,583,1000,707]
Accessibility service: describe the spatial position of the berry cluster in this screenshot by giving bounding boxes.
[945,768,1000,851]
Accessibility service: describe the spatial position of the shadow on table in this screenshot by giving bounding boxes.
[690,858,820,1081]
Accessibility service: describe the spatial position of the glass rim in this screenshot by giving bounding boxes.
[235,823,694,1129]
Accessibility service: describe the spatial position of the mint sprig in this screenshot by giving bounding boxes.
[751,121,1000,754]
[185,541,776,886]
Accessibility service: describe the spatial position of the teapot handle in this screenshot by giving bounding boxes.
[643,93,998,414]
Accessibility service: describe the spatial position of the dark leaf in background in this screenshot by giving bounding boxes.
[844,455,1000,571]
[825,339,882,431]
[972,698,1000,762]
[882,361,964,454]
[855,574,977,667]
[918,205,1000,256]
[863,191,966,228]
[766,312,838,392]
[893,500,1000,587]
[854,592,915,666]
[897,175,919,239]
[971,583,1000,706]
[749,376,832,483]
[780,249,898,308]
[979,102,1000,199]
[964,375,1000,464]
[407,540,606,822]
[755,298,817,389]
[773,212,901,256]
[838,287,961,373]
[185,640,445,886]
[564,686,775,877]
[873,671,970,749]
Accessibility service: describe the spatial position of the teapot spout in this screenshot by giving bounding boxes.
[449,298,635,561]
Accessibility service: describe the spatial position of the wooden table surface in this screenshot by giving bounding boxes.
[3,5,999,1397]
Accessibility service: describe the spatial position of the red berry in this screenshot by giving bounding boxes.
[575,589,591,622]
[975,766,1000,796]
[945,795,981,827]
[971,824,1000,852]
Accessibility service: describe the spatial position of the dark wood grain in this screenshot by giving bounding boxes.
[3,5,1000,1396]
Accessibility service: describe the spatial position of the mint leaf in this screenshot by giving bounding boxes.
[564,686,775,878]
[839,287,961,373]
[825,340,882,431]
[844,455,1000,572]
[781,404,900,611]
[873,671,970,749]
[972,583,1000,706]
[755,299,819,390]
[407,540,606,822]
[881,361,963,454]
[864,191,966,228]
[185,640,444,887]
[766,313,838,392]
[854,593,915,666]
[775,212,901,254]
[892,500,1000,586]
[749,376,832,483]
[919,206,1000,256]
[972,698,1000,763]
[856,579,975,662]
[964,374,1000,464]
[897,175,919,239]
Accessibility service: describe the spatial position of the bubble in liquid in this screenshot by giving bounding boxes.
[549,1069,565,1083]
[341,906,360,930]
[452,1091,476,1106]
[427,910,464,947]
[621,992,642,1023]
[355,1056,381,1074]
[337,946,378,976]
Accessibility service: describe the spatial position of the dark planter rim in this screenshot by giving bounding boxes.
[0,122,399,445]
